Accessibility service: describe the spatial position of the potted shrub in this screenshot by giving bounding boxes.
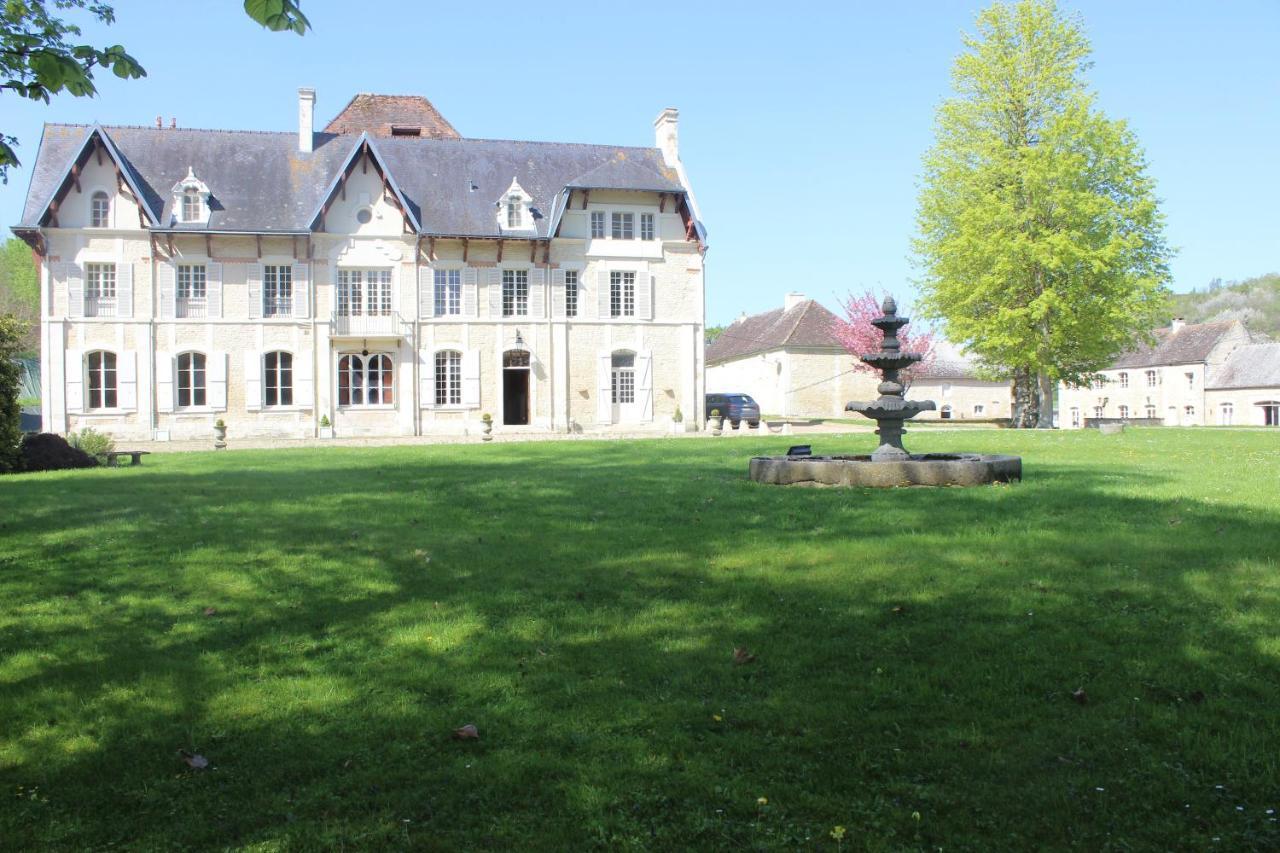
[708,408,723,436]
[671,405,685,435]
[481,412,493,441]
[318,414,333,439]
[213,418,227,450]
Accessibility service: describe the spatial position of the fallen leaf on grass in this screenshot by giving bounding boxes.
[733,647,757,666]
[178,749,209,769]
[202,607,217,617]
[1071,688,1089,705]
[890,605,907,615]
[452,724,479,741]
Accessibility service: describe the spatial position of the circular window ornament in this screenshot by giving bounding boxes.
[356,207,373,225]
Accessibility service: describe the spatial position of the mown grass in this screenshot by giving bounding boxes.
[1,429,1278,850]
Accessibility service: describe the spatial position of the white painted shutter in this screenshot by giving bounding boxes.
[636,349,653,421]
[207,263,224,319]
[67,263,84,319]
[159,262,176,318]
[551,269,566,319]
[244,351,262,411]
[292,263,310,319]
[419,266,435,319]
[116,262,134,318]
[598,270,612,318]
[208,351,227,409]
[462,268,478,317]
[65,349,84,413]
[578,269,594,319]
[419,349,436,408]
[293,352,314,408]
[529,268,546,318]
[117,351,137,411]
[248,264,263,319]
[597,350,613,425]
[462,349,481,408]
[156,353,174,412]
[487,268,502,318]
[636,273,653,321]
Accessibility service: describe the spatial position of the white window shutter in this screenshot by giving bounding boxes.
[156,352,174,412]
[65,349,84,412]
[462,349,481,408]
[419,349,436,408]
[159,262,176,319]
[292,263,310,319]
[419,266,435,319]
[487,268,502,317]
[116,262,134,318]
[462,267,478,317]
[636,274,653,321]
[248,264,263,319]
[117,351,138,411]
[67,263,84,319]
[579,269,594,319]
[294,352,314,408]
[244,351,262,411]
[597,270,611,318]
[551,269,566,319]
[597,350,613,425]
[208,351,228,409]
[529,268,546,318]
[207,263,224,319]
[637,350,653,421]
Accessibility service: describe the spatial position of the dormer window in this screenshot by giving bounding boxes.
[507,197,522,228]
[182,189,201,223]
[170,166,212,226]
[90,191,110,228]
[497,177,535,233]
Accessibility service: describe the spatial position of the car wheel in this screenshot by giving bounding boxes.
[730,420,740,428]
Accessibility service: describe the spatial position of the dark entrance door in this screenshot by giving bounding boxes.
[503,350,530,425]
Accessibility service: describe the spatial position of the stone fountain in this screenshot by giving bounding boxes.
[749,297,1021,487]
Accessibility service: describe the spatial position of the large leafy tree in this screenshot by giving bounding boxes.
[0,314,27,472]
[0,237,39,355]
[1,1,309,181]
[914,0,1172,428]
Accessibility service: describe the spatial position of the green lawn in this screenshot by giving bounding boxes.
[2,429,1278,850]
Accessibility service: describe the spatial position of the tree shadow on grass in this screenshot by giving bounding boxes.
[2,443,1279,849]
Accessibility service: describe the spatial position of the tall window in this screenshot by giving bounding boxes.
[506,198,522,228]
[1070,407,1080,428]
[1260,401,1279,427]
[1145,404,1156,419]
[264,265,293,317]
[1118,372,1129,388]
[434,350,462,406]
[611,352,635,404]
[1219,402,1233,425]
[1118,404,1129,419]
[336,269,392,316]
[564,270,579,318]
[338,353,394,406]
[973,404,985,416]
[1184,405,1195,419]
[611,212,634,240]
[502,269,529,317]
[176,264,207,318]
[181,188,201,222]
[90,191,110,228]
[264,351,293,407]
[590,211,606,239]
[1093,406,1104,420]
[1186,372,1195,390]
[84,263,117,317]
[434,269,461,316]
[640,212,655,241]
[1146,370,1157,387]
[176,352,207,408]
[86,351,117,410]
[610,271,635,317]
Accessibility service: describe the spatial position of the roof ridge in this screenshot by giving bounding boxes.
[44,122,295,137]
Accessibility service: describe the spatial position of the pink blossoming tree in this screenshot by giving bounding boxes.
[832,292,937,383]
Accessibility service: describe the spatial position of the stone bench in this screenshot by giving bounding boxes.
[105,450,151,467]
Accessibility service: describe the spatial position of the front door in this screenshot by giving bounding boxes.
[503,350,530,425]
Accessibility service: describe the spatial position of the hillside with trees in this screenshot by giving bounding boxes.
[1171,273,1279,340]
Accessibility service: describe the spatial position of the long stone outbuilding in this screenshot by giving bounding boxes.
[13,90,708,440]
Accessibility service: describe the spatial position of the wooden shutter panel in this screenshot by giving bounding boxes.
[208,351,227,409]
[551,269,566,319]
[636,273,653,321]
[65,349,84,413]
[292,263,310,319]
[293,352,314,408]
[462,349,481,408]
[158,262,176,319]
[636,350,653,421]
[462,268,478,317]
[596,350,612,425]
[156,352,174,412]
[529,268,546,318]
[207,263,224,319]
[244,351,262,411]
[116,262,134,318]
[117,350,138,410]
[419,349,436,408]
[487,269,502,318]
[597,270,611,318]
[67,263,84,319]
[248,264,263,319]
[419,266,435,319]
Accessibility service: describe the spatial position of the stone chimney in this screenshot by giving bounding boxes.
[784,292,807,312]
[1171,317,1185,333]
[298,87,316,153]
[734,310,748,324]
[654,107,679,168]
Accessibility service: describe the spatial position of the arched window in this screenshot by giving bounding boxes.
[940,404,952,420]
[338,353,394,406]
[1258,401,1279,427]
[1145,404,1156,419]
[1118,404,1129,419]
[86,351,117,409]
[90,191,110,228]
[176,352,207,408]
[264,351,293,407]
[611,351,635,404]
[181,188,202,223]
[435,350,462,406]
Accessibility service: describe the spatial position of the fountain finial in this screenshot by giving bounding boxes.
[881,295,897,316]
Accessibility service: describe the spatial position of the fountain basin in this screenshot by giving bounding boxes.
[749,453,1022,487]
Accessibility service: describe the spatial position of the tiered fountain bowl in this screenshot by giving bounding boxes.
[749,297,1021,487]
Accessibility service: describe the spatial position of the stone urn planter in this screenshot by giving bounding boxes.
[670,406,685,435]
[709,411,723,436]
[481,414,494,441]
[213,419,227,450]
[318,415,334,439]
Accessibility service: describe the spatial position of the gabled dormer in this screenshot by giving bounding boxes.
[497,177,537,234]
[171,167,211,225]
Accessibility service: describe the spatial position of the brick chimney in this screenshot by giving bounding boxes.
[298,87,316,153]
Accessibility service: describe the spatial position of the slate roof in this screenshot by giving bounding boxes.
[706,299,842,364]
[1207,342,1280,390]
[1111,320,1239,368]
[324,94,460,139]
[18,123,689,239]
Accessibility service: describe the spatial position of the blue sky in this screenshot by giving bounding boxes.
[2,0,1276,325]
